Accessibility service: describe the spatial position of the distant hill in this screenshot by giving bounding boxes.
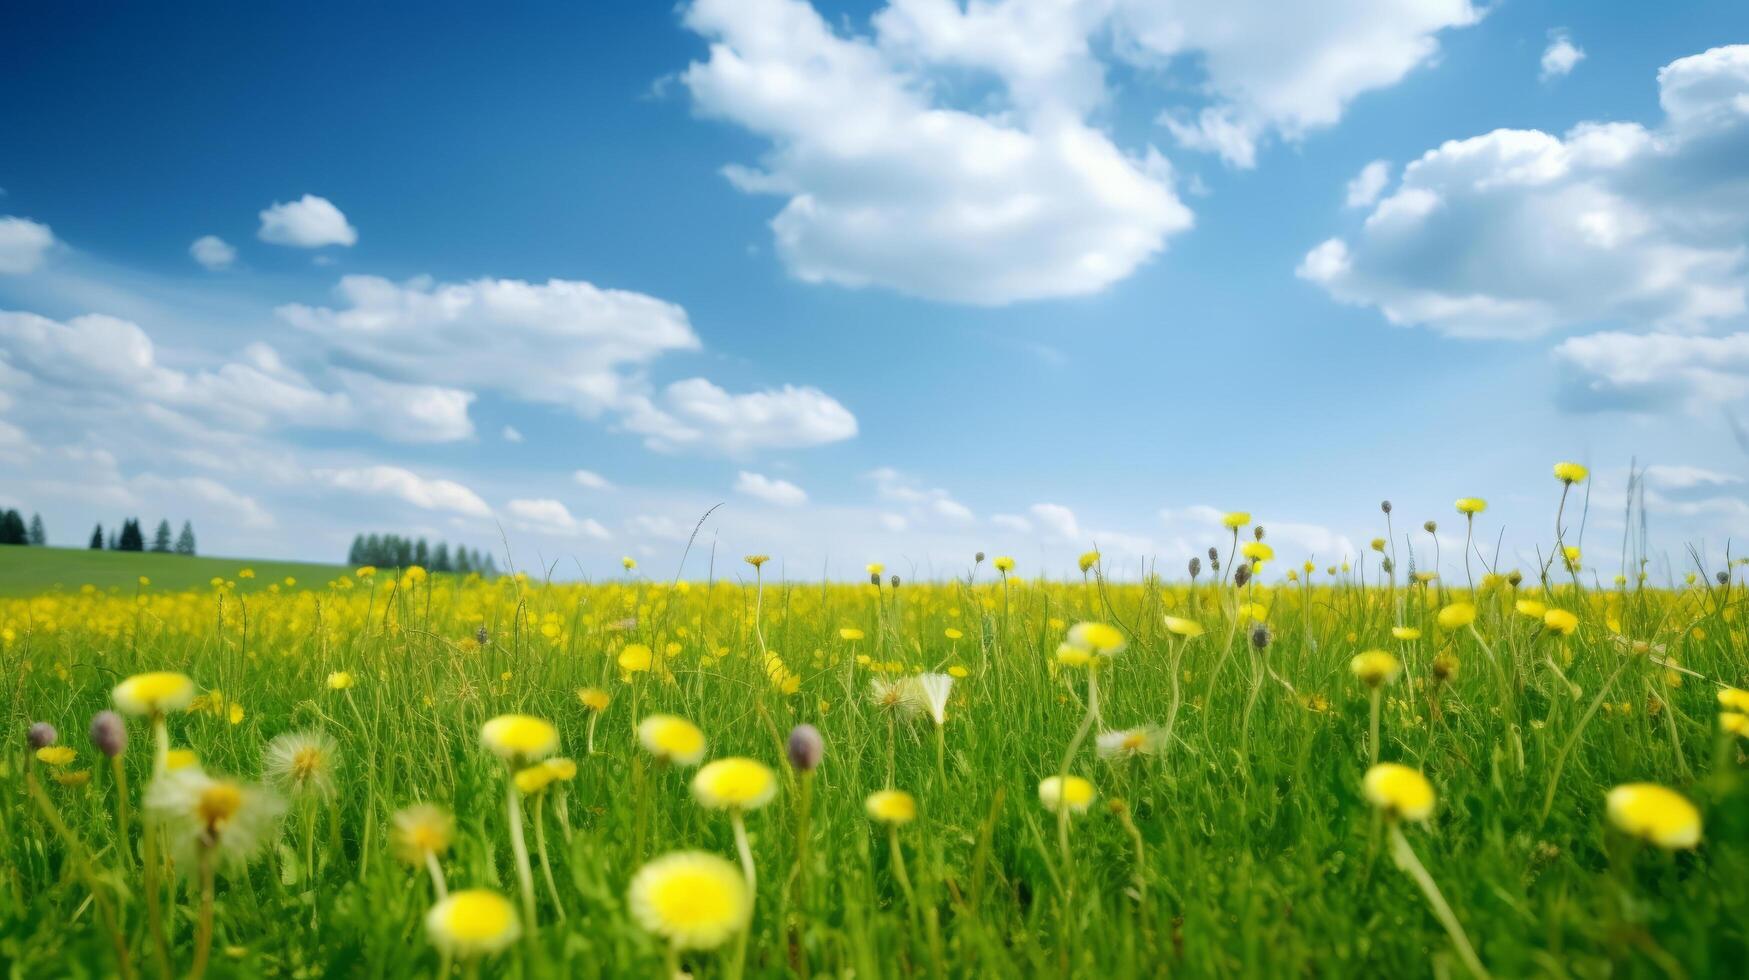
[0,547,348,597]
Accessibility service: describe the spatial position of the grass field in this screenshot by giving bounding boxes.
[0,546,345,597]
[4,474,1749,977]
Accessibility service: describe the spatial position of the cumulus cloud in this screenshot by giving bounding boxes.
[681,0,1191,305]
[1346,160,1392,208]
[1158,505,1357,566]
[258,194,357,248]
[314,465,492,518]
[1540,30,1585,82]
[135,474,275,528]
[189,235,236,270]
[1302,45,1749,341]
[866,467,972,522]
[279,274,853,455]
[735,470,808,506]
[1029,502,1082,540]
[501,425,524,443]
[1554,331,1749,413]
[0,309,474,442]
[506,498,610,538]
[1643,464,1740,491]
[0,216,55,274]
[572,469,613,490]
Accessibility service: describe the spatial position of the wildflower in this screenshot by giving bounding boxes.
[1516,599,1547,618]
[425,889,521,958]
[480,714,560,763]
[944,627,963,640]
[628,851,750,950]
[1554,461,1589,484]
[1096,726,1163,760]
[89,711,127,757]
[1163,615,1205,638]
[622,557,637,571]
[1716,687,1749,713]
[1543,609,1579,636]
[1431,653,1460,682]
[1039,775,1096,815]
[692,758,777,811]
[263,731,340,798]
[786,724,824,772]
[326,671,354,691]
[911,673,954,725]
[1066,621,1125,657]
[1363,763,1435,822]
[514,764,559,796]
[1350,651,1402,688]
[1240,541,1274,562]
[866,563,884,577]
[1606,783,1701,849]
[1054,644,1092,669]
[865,789,917,824]
[166,748,199,770]
[577,687,611,712]
[1720,713,1749,738]
[355,565,377,578]
[744,555,769,568]
[839,627,865,641]
[113,671,196,716]
[1435,602,1476,630]
[27,721,57,750]
[393,803,455,866]
[145,768,284,866]
[36,745,76,766]
[993,556,1015,573]
[637,715,707,766]
[618,644,655,674]
[1222,511,1250,529]
[54,770,91,787]
[1370,537,1386,552]
[1390,626,1421,641]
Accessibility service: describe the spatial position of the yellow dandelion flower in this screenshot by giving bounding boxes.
[692,757,777,811]
[993,556,1015,573]
[425,889,520,958]
[327,671,355,691]
[1516,599,1547,618]
[637,714,707,766]
[480,714,559,763]
[36,745,76,766]
[1606,783,1701,849]
[1720,712,1749,738]
[1454,498,1486,515]
[1543,608,1579,636]
[1163,616,1205,638]
[1221,511,1251,529]
[618,644,655,674]
[1717,687,1749,713]
[392,803,455,865]
[1350,650,1402,688]
[627,851,750,950]
[1435,603,1476,630]
[1038,775,1096,815]
[113,671,196,716]
[577,687,611,712]
[1363,763,1435,822]
[1055,643,1092,669]
[1390,626,1422,641]
[865,789,917,824]
[165,748,199,771]
[744,555,769,568]
[1066,622,1125,657]
[1554,461,1589,484]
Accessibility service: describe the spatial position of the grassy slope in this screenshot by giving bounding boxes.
[0,545,345,596]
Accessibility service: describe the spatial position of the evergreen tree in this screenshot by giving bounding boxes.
[363,533,383,566]
[90,524,105,550]
[175,521,196,556]
[347,534,365,566]
[107,530,118,550]
[151,519,173,553]
[27,514,46,546]
[414,537,430,568]
[455,546,473,574]
[118,518,145,552]
[481,552,498,577]
[0,510,25,545]
[395,537,414,568]
[433,542,452,573]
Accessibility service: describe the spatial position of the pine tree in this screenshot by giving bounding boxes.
[175,521,196,556]
[27,513,46,546]
[107,530,118,550]
[414,538,430,568]
[118,518,144,552]
[455,546,473,575]
[433,542,452,573]
[0,510,25,545]
[347,534,365,566]
[481,552,498,577]
[151,519,173,553]
[90,524,105,550]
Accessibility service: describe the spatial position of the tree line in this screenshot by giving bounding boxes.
[346,533,497,576]
[0,510,47,546]
[86,518,198,554]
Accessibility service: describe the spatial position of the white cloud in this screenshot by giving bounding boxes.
[1303,45,1749,340]
[865,466,973,523]
[0,216,55,274]
[572,469,613,490]
[878,512,909,531]
[990,513,1032,533]
[189,235,236,270]
[0,309,474,442]
[681,0,1191,305]
[1540,31,1585,82]
[0,417,35,463]
[1643,464,1741,491]
[314,465,491,518]
[622,379,857,454]
[501,425,524,443]
[735,470,808,506]
[1126,0,1484,168]
[506,498,610,538]
[135,474,275,529]
[1345,160,1392,208]
[1029,502,1082,540]
[258,194,357,248]
[1553,331,1749,412]
[628,513,693,542]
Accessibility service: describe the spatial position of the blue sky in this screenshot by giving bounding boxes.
[4,0,1748,581]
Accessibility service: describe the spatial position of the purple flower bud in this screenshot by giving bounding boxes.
[786,724,824,772]
[27,722,57,750]
[90,711,127,758]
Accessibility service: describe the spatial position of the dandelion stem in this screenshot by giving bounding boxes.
[1368,687,1382,768]
[503,772,538,930]
[1388,823,1489,979]
[424,850,449,899]
[189,846,217,980]
[729,810,757,980]
[110,755,133,870]
[533,794,566,920]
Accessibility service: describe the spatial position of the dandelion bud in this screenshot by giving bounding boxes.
[1233,563,1251,588]
[870,572,882,587]
[1207,547,1218,562]
[786,724,824,772]
[1381,500,1392,514]
[889,575,900,588]
[1423,520,1437,533]
[27,722,57,750]
[974,552,985,563]
[1254,526,1265,541]
[89,711,127,758]
[476,625,491,647]
[1188,557,1201,578]
[1381,558,1394,575]
[1718,571,1730,585]
[1431,652,1459,682]
[1250,625,1271,650]
[1507,570,1523,587]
